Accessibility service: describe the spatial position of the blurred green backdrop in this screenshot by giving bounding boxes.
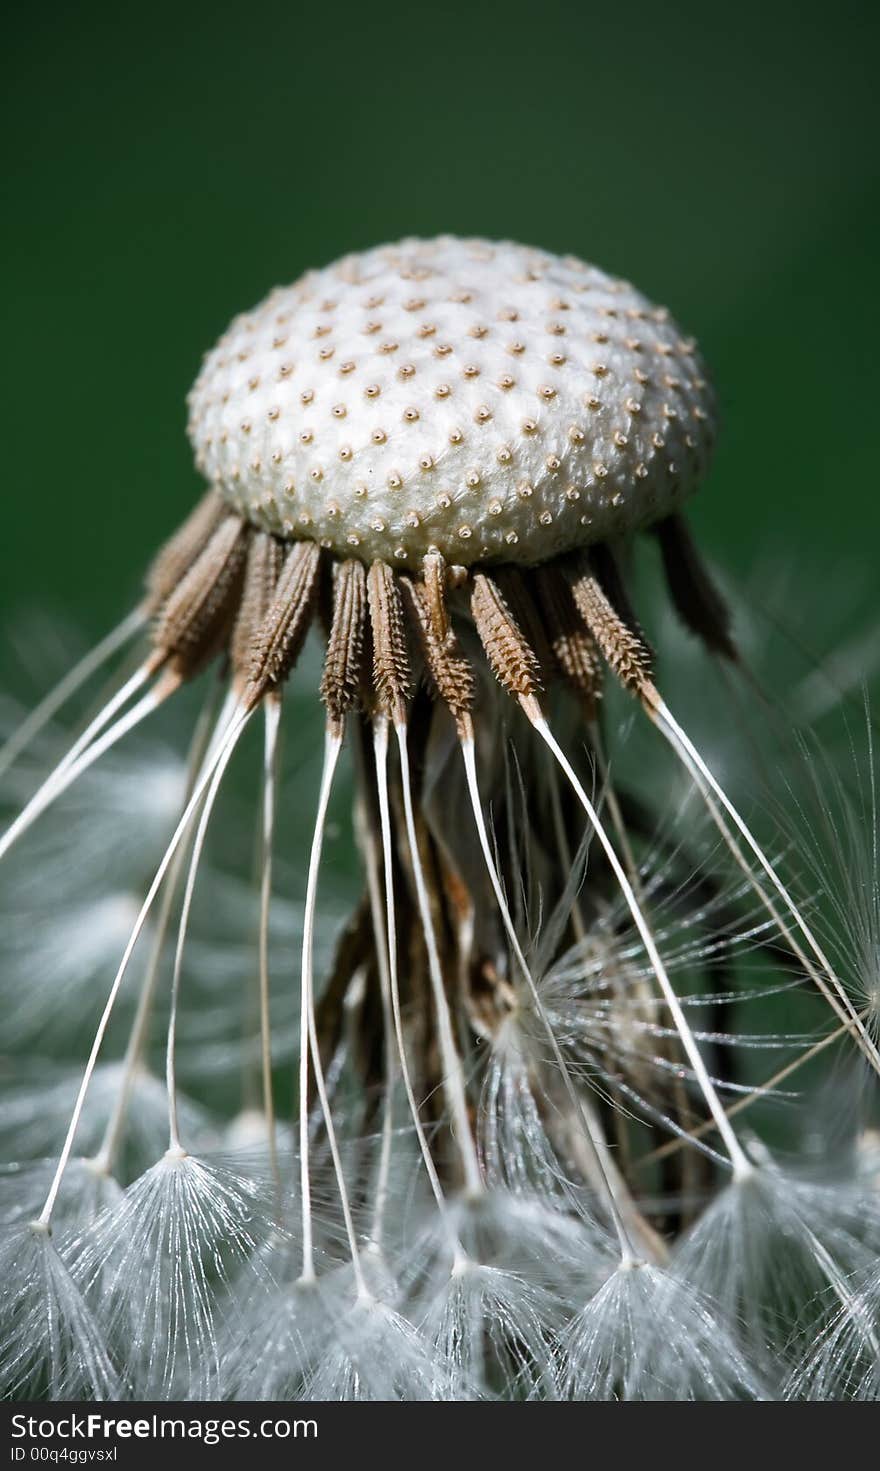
[3,0,878,638]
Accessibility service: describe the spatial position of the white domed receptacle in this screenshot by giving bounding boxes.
[188,236,715,570]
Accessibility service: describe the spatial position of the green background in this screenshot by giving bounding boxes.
[3,0,878,639]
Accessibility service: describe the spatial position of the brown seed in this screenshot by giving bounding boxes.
[367,559,411,725]
[399,574,474,734]
[231,531,285,683]
[321,559,368,734]
[154,515,250,678]
[246,540,322,700]
[143,489,227,614]
[471,572,542,701]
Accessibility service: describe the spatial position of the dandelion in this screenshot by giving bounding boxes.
[1,236,878,1401]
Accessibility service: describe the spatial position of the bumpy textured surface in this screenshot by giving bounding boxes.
[188,237,715,568]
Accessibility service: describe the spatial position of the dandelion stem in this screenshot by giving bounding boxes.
[258,694,283,1202]
[371,718,457,1227]
[649,694,880,1077]
[35,704,253,1229]
[524,701,754,1182]
[165,706,242,1151]
[545,748,588,945]
[353,774,396,1250]
[589,718,641,883]
[460,731,654,1264]
[89,681,225,1175]
[0,665,178,863]
[395,721,484,1198]
[300,728,368,1296]
[0,607,147,783]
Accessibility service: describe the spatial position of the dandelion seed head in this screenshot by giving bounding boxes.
[3,230,878,1402]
